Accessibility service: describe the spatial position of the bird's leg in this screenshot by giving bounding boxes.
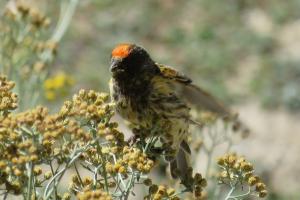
[127,134,142,146]
[127,135,139,146]
[127,127,145,146]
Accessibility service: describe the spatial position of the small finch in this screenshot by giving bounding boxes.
[109,43,239,187]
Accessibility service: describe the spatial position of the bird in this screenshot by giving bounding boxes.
[109,43,239,188]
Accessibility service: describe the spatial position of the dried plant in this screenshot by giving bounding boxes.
[0,74,267,200]
[0,1,267,200]
[0,0,78,110]
[0,77,207,200]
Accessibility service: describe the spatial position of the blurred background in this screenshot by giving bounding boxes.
[2,0,300,199]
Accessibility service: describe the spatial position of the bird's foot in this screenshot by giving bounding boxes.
[127,135,139,146]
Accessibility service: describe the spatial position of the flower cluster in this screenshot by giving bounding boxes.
[144,184,179,200]
[63,90,159,198]
[0,86,116,198]
[217,153,267,198]
[0,106,89,195]
[4,1,50,29]
[177,169,207,199]
[143,166,207,200]
[105,147,155,175]
[77,189,112,200]
[0,75,267,200]
[44,72,74,101]
[0,75,18,114]
[192,173,207,199]
[0,0,65,110]
[60,89,113,122]
[2,0,53,74]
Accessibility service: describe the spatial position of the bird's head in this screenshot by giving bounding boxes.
[110,43,158,78]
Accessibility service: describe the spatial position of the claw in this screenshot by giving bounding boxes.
[127,135,139,146]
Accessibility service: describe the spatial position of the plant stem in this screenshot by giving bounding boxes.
[3,192,8,200]
[49,161,58,199]
[225,186,236,200]
[26,162,34,200]
[74,162,84,187]
[44,147,85,199]
[124,170,135,200]
[51,0,79,42]
[98,144,109,193]
[230,186,251,199]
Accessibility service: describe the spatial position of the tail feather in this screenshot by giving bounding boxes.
[170,160,178,179]
[170,141,191,185]
[176,147,189,181]
[180,140,191,154]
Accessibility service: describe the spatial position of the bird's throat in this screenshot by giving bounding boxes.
[112,72,152,98]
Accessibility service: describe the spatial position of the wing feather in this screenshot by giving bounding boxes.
[157,63,231,117]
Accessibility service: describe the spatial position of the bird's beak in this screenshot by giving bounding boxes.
[110,58,121,72]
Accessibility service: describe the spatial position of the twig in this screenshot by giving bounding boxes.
[43,147,86,199]
[74,162,84,187]
[26,162,34,200]
[51,0,78,42]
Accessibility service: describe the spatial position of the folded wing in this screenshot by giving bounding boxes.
[156,63,232,117]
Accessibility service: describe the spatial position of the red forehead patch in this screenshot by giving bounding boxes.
[112,44,132,58]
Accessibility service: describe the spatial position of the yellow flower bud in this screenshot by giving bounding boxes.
[44,171,52,179]
[259,190,267,198]
[33,166,42,176]
[248,176,258,186]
